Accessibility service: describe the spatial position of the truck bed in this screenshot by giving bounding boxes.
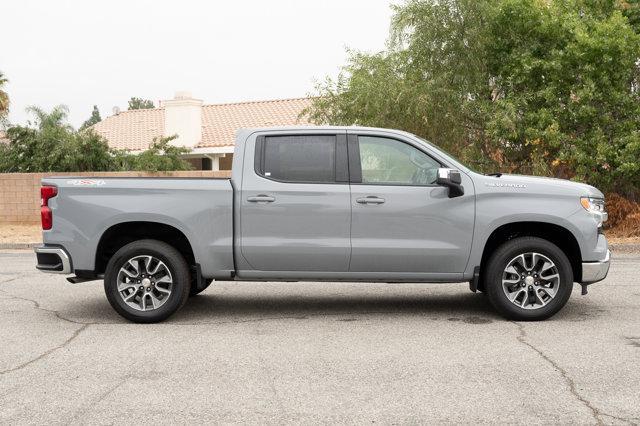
[42,177,234,278]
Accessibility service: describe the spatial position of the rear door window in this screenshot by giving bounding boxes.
[257,135,337,183]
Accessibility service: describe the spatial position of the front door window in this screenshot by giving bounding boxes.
[358,136,441,186]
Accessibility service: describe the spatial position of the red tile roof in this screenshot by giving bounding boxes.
[91,108,164,151]
[91,97,313,151]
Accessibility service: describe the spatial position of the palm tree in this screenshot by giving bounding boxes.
[0,71,8,118]
[25,105,72,131]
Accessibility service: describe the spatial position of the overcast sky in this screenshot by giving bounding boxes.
[1,0,393,128]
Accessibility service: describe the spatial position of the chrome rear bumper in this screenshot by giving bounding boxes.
[34,246,72,274]
[581,249,610,284]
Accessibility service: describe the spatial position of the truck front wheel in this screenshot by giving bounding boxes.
[104,239,191,323]
[484,237,573,321]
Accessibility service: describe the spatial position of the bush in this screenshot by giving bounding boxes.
[112,136,192,172]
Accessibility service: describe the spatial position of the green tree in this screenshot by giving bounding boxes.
[307,0,640,196]
[2,105,116,172]
[80,105,102,130]
[128,97,155,110]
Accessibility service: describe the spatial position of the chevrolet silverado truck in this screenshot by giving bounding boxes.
[34,127,610,323]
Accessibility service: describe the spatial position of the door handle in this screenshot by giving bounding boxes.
[356,196,385,205]
[247,195,276,203]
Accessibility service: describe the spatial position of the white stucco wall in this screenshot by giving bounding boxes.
[162,91,203,148]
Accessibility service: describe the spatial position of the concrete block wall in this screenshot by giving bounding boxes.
[0,171,232,224]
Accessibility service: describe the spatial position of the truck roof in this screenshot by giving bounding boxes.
[236,125,416,139]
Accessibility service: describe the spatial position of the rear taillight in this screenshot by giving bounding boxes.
[41,186,58,230]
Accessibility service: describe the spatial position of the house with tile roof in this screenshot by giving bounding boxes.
[91,92,313,170]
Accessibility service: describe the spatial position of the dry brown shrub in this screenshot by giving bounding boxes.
[605,193,640,237]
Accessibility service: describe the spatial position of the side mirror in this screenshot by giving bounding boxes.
[436,168,464,198]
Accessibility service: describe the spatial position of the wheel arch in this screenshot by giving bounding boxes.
[95,221,195,275]
[478,221,582,289]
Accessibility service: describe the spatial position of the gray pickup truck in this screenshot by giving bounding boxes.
[35,126,610,323]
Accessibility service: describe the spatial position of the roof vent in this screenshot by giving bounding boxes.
[112,106,121,115]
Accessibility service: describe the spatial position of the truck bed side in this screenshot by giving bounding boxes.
[41,177,234,278]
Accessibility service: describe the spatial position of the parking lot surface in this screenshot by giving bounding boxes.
[1,250,639,424]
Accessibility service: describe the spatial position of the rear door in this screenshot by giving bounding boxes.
[348,131,475,275]
[239,131,351,272]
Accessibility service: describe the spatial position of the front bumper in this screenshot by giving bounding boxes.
[581,249,610,284]
[34,245,72,274]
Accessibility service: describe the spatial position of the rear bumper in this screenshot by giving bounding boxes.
[581,249,610,284]
[34,245,72,274]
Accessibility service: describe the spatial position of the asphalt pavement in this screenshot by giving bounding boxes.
[1,250,639,424]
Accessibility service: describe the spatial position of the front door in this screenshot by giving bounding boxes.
[348,133,475,275]
[239,131,351,272]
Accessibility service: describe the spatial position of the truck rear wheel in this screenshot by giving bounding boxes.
[104,239,191,323]
[484,237,573,321]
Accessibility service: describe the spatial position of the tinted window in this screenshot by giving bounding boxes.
[261,135,336,183]
[358,136,440,185]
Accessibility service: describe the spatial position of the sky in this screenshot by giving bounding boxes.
[1,0,393,128]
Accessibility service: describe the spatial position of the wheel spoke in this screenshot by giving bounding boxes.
[141,294,148,310]
[140,256,152,274]
[149,293,161,309]
[118,281,137,292]
[146,256,161,275]
[505,266,519,276]
[121,268,137,279]
[538,260,553,275]
[123,291,138,303]
[534,290,547,307]
[515,254,527,271]
[507,289,525,303]
[156,274,172,284]
[540,285,557,298]
[155,285,171,295]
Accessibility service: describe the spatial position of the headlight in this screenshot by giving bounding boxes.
[580,197,607,229]
[580,197,605,214]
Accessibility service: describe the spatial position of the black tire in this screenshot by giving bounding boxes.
[104,239,191,323]
[484,237,573,321]
[189,278,213,297]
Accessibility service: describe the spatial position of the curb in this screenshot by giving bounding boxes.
[0,243,39,250]
[610,243,640,253]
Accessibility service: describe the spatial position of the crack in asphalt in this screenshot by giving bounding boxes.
[0,323,89,376]
[67,376,129,424]
[513,322,638,426]
[0,276,90,376]
[0,286,90,325]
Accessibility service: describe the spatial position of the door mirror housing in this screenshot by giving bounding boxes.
[436,168,464,198]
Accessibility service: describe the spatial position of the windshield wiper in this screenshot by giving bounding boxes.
[487,172,502,177]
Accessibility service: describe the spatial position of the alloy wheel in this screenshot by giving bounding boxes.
[502,252,560,310]
[116,255,173,311]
